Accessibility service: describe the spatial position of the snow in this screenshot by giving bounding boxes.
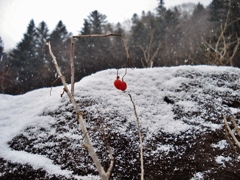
[0,65,240,178]
[215,155,232,167]
[191,172,204,180]
[211,140,229,150]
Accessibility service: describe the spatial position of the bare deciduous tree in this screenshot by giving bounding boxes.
[139,28,161,68]
[203,0,240,66]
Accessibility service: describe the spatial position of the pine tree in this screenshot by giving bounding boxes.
[0,37,3,57]
[157,0,166,16]
[0,38,18,94]
[9,19,37,93]
[107,22,126,68]
[209,0,228,22]
[36,21,50,46]
[75,10,110,80]
[81,19,91,35]
[192,3,206,20]
[179,3,210,65]
[129,14,146,67]
[34,21,51,87]
[88,10,107,34]
[47,21,71,84]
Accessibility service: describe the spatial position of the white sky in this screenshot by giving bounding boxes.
[0,0,212,51]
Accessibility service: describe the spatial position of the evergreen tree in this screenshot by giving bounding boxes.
[129,14,146,67]
[49,20,71,83]
[75,10,111,80]
[9,19,37,93]
[0,37,3,57]
[35,21,50,60]
[88,10,107,34]
[115,22,125,35]
[178,3,210,65]
[192,3,206,20]
[131,13,139,24]
[209,0,229,22]
[81,19,91,35]
[0,38,16,94]
[161,8,181,65]
[157,0,166,16]
[36,21,50,46]
[109,22,126,68]
[35,21,51,87]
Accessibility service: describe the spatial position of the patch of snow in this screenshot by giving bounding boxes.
[215,155,232,167]
[230,107,238,114]
[191,172,204,180]
[211,140,229,150]
[154,144,174,155]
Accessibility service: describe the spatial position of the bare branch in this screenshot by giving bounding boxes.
[73,33,122,39]
[139,28,161,68]
[139,45,148,66]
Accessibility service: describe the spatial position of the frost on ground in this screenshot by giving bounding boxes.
[1,65,240,179]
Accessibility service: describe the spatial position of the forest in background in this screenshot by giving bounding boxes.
[0,0,240,95]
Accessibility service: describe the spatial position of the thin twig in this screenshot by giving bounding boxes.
[50,76,61,96]
[128,94,144,180]
[70,37,75,96]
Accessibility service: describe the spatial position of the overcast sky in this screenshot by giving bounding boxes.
[0,0,212,51]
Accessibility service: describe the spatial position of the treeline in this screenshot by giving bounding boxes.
[0,0,240,94]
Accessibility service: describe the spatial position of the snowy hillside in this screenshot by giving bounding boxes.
[1,66,240,179]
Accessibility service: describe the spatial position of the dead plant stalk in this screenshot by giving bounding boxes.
[47,41,110,180]
[47,33,131,180]
[129,94,144,180]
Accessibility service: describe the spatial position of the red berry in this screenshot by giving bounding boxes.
[121,81,127,91]
[114,77,123,90]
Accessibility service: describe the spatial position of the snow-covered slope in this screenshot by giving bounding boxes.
[1,66,240,179]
